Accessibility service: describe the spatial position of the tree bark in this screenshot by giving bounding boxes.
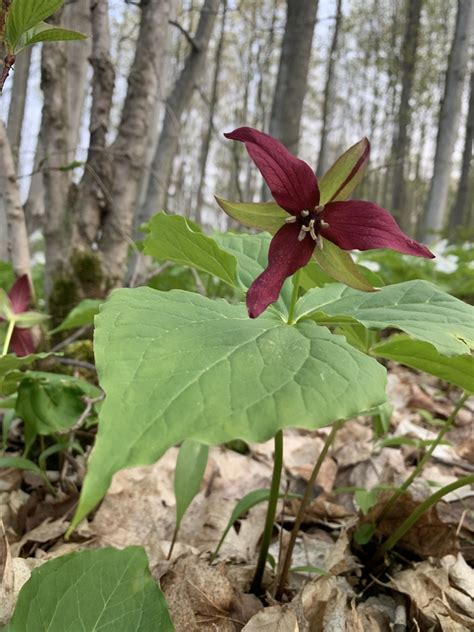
[194,0,227,224]
[139,0,220,227]
[0,122,31,278]
[316,0,342,176]
[420,0,474,241]
[63,0,92,153]
[269,0,318,155]
[449,70,474,237]
[390,0,423,232]
[98,0,173,286]
[40,15,71,295]
[6,46,31,169]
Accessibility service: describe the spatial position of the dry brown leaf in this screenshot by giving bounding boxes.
[161,554,248,631]
[369,492,460,557]
[242,606,299,632]
[389,555,474,631]
[10,517,69,557]
[347,596,396,632]
[298,575,352,632]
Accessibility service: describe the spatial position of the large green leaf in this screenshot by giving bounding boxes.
[144,212,237,287]
[295,280,473,356]
[16,21,86,53]
[5,0,64,49]
[174,439,209,529]
[6,547,173,632]
[372,335,474,392]
[215,232,292,316]
[70,289,386,530]
[318,137,370,204]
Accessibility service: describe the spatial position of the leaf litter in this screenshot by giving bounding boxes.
[1,364,473,630]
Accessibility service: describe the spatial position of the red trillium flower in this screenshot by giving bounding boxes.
[2,275,35,356]
[223,127,434,318]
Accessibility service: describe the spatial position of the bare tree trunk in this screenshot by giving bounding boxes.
[195,0,227,224]
[98,0,173,286]
[317,0,342,175]
[390,0,423,232]
[71,0,115,253]
[6,46,31,168]
[269,0,319,154]
[139,0,220,227]
[40,16,71,295]
[449,70,474,237]
[0,122,31,278]
[63,0,92,153]
[420,0,474,241]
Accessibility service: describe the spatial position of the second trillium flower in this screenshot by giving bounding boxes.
[221,127,434,318]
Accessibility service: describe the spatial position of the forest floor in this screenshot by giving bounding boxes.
[1,363,473,631]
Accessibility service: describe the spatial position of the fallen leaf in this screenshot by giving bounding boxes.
[242,606,299,631]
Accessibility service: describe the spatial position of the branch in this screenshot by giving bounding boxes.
[169,19,199,52]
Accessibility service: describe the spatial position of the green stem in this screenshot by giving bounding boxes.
[275,420,341,600]
[286,270,301,325]
[1,319,15,356]
[377,473,474,558]
[378,392,468,521]
[250,429,284,595]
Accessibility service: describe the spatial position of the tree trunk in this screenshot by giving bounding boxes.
[6,46,31,169]
[40,14,71,295]
[269,0,318,155]
[98,0,173,286]
[0,122,31,278]
[449,70,474,237]
[420,0,473,241]
[317,0,342,175]
[390,0,423,232]
[139,0,220,227]
[71,0,116,253]
[194,0,227,225]
[63,0,92,153]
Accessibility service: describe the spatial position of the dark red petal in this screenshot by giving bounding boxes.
[8,275,31,314]
[246,223,315,318]
[224,127,320,215]
[321,201,435,259]
[10,326,35,357]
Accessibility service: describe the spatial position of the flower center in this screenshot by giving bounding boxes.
[285,205,328,248]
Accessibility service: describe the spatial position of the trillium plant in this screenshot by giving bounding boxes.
[222,127,434,318]
[0,275,43,357]
[63,124,473,606]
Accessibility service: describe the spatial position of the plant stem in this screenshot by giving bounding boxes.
[286,270,301,325]
[167,524,179,560]
[1,319,15,356]
[250,429,284,595]
[376,473,474,558]
[378,392,468,521]
[275,420,341,600]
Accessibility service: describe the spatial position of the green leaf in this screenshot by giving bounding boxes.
[319,137,370,204]
[16,21,87,53]
[174,440,209,529]
[51,298,102,333]
[215,197,286,233]
[16,372,101,436]
[6,547,173,632]
[372,335,474,392]
[143,213,238,286]
[212,488,302,561]
[5,0,64,50]
[312,240,376,292]
[215,232,292,316]
[70,288,386,531]
[290,565,330,576]
[355,489,379,515]
[295,280,474,356]
[0,455,42,476]
[354,522,375,545]
[0,288,13,320]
